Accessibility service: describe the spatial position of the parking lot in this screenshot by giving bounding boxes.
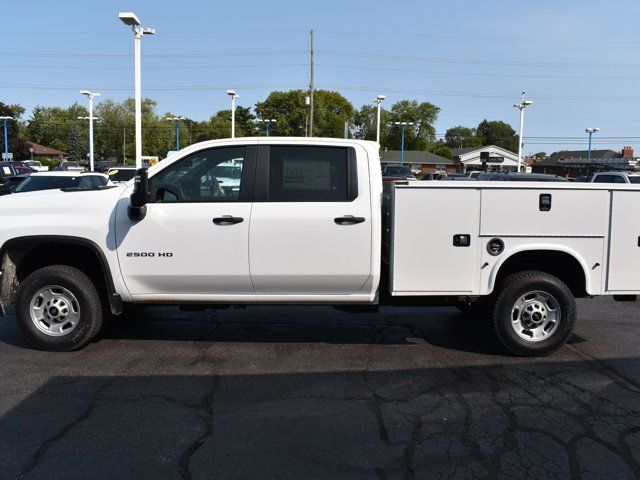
[0,297,639,480]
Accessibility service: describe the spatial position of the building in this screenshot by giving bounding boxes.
[380,150,456,174]
[451,146,520,173]
[26,141,67,160]
[532,147,637,177]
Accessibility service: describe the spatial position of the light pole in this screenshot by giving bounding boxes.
[513,91,533,172]
[374,95,385,144]
[394,121,414,166]
[585,128,600,162]
[80,90,100,171]
[226,90,239,138]
[119,12,155,169]
[166,116,186,151]
[258,119,277,137]
[0,116,14,161]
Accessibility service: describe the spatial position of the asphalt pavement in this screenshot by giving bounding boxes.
[0,297,639,480]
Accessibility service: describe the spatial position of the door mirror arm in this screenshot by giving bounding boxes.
[128,168,150,221]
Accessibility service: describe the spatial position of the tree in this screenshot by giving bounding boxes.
[444,126,482,149]
[27,103,88,152]
[532,151,547,159]
[0,101,29,158]
[476,120,518,152]
[66,123,87,162]
[433,145,452,159]
[384,100,440,151]
[352,104,391,142]
[255,89,354,138]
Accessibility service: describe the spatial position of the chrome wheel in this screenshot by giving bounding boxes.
[29,285,81,337]
[511,290,561,342]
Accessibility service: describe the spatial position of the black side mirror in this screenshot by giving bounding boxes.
[128,168,150,221]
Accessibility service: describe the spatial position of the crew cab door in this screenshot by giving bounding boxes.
[115,146,256,297]
[249,144,372,295]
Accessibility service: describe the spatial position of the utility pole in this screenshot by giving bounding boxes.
[308,29,314,137]
[513,91,532,173]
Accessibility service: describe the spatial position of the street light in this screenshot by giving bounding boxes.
[166,116,186,151]
[226,90,239,138]
[374,95,385,144]
[585,128,600,162]
[79,90,100,171]
[0,116,15,161]
[393,121,414,166]
[258,119,277,136]
[513,91,533,172]
[119,12,155,169]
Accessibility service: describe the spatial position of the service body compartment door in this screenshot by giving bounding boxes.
[608,190,640,292]
[391,187,480,295]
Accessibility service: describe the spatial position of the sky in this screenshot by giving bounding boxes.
[3,0,640,155]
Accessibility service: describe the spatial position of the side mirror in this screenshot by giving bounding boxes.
[128,168,150,221]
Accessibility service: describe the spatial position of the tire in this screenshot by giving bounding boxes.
[15,265,103,351]
[489,270,576,357]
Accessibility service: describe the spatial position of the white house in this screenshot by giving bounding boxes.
[451,145,519,172]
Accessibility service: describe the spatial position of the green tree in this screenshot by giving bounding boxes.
[27,103,88,152]
[476,120,518,152]
[352,104,391,142]
[384,100,440,151]
[0,101,29,158]
[66,123,87,162]
[255,89,354,138]
[532,151,547,159]
[433,145,452,159]
[444,126,482,149]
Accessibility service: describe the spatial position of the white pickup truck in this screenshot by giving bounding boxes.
[0,138,637,355]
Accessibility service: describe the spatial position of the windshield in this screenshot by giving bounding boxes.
[108,169,136,182]
[15,176,78,192]
[384,166,411,175]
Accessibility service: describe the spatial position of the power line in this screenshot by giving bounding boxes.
[0,63,307,71]
[0,50,307,59]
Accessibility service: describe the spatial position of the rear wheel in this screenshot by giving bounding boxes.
[15,265,103,351]
[489,271,575,356]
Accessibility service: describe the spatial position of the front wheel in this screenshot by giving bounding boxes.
[15,265,103,351]
[489,271,576,357]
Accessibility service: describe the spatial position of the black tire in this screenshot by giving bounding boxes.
[15,265,103,351]
[489,270,576,357]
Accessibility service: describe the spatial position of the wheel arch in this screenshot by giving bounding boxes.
[0,235,122,315]
[487,246,592,298]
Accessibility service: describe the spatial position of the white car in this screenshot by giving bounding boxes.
[590,171,640,184]
[21,160,49,172]
[12,171,109,193]
[212,159,242,195]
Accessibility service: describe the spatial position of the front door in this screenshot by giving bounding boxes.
[115,145,256,298]
[249,144,372,295]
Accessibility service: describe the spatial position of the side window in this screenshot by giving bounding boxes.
[267,146,357,202]
[91,176,106,188]
[593,175,613,183]
[151,147,247,203]
[78,177,93,190]
[613,176,627,184]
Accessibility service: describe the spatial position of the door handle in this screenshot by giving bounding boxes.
[334,215,365,225]
[213,215,244,225]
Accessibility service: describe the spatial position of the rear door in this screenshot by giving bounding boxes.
[249,144,372,295]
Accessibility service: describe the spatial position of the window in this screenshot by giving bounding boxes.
[150,147,247,203]
[594,175,618,183]
[267,146,356,202]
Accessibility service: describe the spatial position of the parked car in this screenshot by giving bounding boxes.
[52,161,85,172]
[467,171,482,179]
[0,162,27,195]
[477,172,569,182]
[381,165,416,180]
[12,171,109,193]
[18,160,49,172]
[422,172,470,181]
[590,171,640,184]
[107,166,137,183]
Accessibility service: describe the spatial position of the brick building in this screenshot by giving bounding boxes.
[532,147,637,177]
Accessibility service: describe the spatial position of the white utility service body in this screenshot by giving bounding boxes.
[0,137,638,355]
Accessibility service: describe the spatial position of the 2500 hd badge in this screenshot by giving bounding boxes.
[126,252,174,257]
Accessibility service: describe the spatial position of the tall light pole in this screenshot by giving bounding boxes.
[394,121,414,166]
[166,116,186,151]
[585,128,600,162]
[79,90,100,171]
[514,91,533,172]
[258,119,277,137]
[226,90,239,138]
[374,95,385,144]
[0,116,14,161]
[119,12,155,169]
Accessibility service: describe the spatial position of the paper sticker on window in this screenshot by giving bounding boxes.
[282,160,330,191]
[2,167,11,175]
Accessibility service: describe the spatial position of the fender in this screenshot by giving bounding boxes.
[485,243,594,295]
[0,235,122,316]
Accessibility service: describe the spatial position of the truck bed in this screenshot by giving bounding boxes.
[383,181,640,297]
